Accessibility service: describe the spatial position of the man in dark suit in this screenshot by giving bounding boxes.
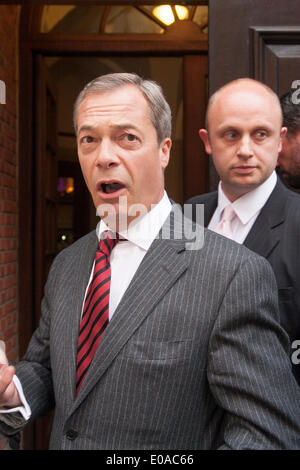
[277,89,300,189]
[0,74,300,450]
[186,78,300,385]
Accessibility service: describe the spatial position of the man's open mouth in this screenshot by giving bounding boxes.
[100,182,125,194]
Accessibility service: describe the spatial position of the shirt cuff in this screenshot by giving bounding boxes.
[0,375,31,422]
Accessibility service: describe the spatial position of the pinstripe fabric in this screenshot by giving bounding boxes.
[2,209,300,449]
[186,178,300,385]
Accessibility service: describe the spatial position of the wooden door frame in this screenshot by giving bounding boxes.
[18,3,208,448]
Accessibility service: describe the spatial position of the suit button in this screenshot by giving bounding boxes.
[66,429,78,441]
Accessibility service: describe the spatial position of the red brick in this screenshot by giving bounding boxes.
[0,200,17,213]
[0,251,16,264]
[0,436,9,450]
[0,4,19,365]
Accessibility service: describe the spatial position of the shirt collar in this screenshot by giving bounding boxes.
[97,191,172,251]
[217,171,277,225]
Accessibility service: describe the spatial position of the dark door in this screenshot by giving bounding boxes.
[35,54,58,321]
[209,0,300,94]
[34,54,58,450]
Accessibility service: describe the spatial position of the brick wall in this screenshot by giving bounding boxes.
[0,5,19,362]
[0,5,19,450]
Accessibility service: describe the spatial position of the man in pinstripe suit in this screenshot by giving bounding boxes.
[0,73,300,449]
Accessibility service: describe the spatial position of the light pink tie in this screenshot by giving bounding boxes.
[214,205,236,239]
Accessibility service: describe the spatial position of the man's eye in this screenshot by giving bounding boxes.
[256,131,267,139]
[224,132,238,140]
[118,133,140,146]
[81,136,94,144]
[124,133,138,142]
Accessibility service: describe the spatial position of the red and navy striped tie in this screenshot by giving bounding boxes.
[76,231,119,394]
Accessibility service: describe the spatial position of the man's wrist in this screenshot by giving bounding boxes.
[0,375,31,421]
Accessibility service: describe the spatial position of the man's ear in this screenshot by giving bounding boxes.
[199,129,212,155]
[160,138,172,169]
[278,127,288,153]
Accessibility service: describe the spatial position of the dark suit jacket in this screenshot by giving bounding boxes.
[186,179,300,385]
[1,208,300,449]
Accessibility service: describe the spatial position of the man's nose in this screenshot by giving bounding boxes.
[95,139,120,168]
[237,135,254,159]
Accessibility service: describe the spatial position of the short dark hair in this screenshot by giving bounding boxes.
[280,90,300,136]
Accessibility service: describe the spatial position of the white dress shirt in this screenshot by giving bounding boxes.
[208,171,277,244]
[85,191,172,319]
[0,192,172,423]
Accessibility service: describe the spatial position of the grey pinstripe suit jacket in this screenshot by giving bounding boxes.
[3,209,300,449]
[186,179,300,385]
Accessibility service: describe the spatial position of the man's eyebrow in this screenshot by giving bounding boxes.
[216,124,239,133]
[78,123,140,134]
[109,123,140,132]
[78,125,96,134]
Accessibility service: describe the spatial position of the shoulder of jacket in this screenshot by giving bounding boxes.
[185,191,217,205]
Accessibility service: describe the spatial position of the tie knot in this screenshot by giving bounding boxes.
[99,231,119,257]
[221,205,236,223]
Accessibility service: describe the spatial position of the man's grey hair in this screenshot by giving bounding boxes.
[73,72,172,144]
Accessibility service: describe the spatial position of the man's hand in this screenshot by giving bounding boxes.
[0,341,22,408]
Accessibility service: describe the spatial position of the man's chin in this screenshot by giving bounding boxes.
[224,177,261,200]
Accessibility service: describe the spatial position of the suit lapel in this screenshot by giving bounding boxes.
[70,210,189,413]
[203,193,218,227]
[62,231,98,406]
[243,180,286,258]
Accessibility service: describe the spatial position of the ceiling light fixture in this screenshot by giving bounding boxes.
[153,5,189,26]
